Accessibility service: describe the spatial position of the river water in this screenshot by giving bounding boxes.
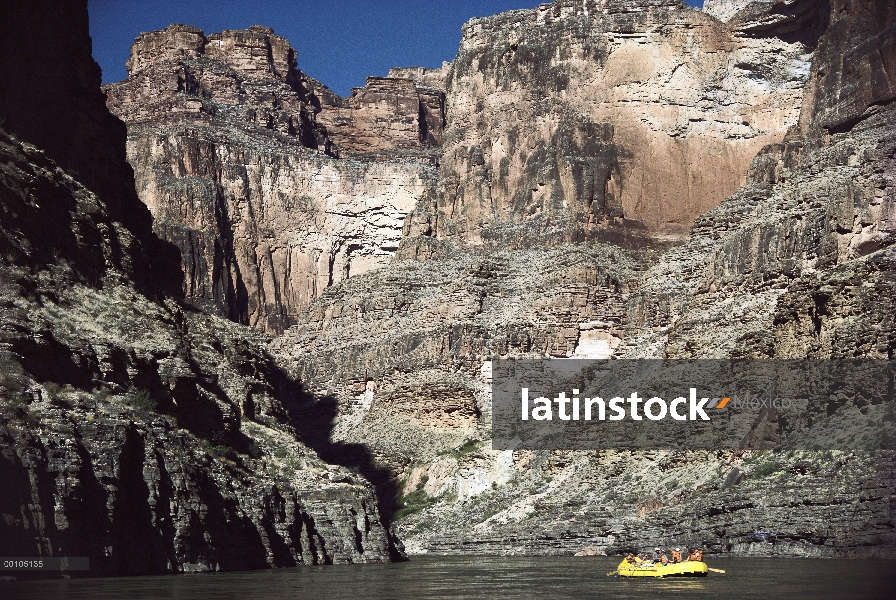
[2,556,895,599]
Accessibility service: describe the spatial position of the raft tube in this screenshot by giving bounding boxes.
[617,559,709,577]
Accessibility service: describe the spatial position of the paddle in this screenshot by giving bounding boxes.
[707,567,726,574]
[606,570,618,576]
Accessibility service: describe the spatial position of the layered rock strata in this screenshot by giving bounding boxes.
[315,76,446,162]
[105,25,439,334]
[272,243,649,475]
[387,64,452,90]
[0,0,396,576]
[400,0,817,255]
[627,0,896,359]
[124,127,435,334]
[271,0,895,558]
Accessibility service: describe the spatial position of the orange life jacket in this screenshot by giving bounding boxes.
[672,550,682,562]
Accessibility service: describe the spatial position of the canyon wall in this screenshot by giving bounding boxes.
[394,0,895,557]
[105,25,439,334]
[628,0,896,359]
[315,76,446,162]
[271,0,895,558]
[0,1,396,576]
[399,0,819,255]
[6,0,890,570]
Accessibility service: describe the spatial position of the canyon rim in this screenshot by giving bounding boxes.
[1,0,895,580]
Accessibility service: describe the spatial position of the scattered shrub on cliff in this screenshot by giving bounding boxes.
[126,387,157,411]
[394,476,436,520]
[0,355,29,395]
[208,444,234,459]
[636,495,664,516]
[3,249,19,265]
[94,386,111,403]
[750,461,782,479]
[42,382,60,401]
[245,441,262,459]
[3,394,28,420]
[24,407,42,424]
[450,439,481,458]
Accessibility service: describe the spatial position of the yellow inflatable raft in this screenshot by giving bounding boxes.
[616,559,708,577]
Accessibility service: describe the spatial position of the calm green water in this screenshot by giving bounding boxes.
[2,556,895,599]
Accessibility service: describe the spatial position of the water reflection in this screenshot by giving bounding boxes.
[2,555,894,600]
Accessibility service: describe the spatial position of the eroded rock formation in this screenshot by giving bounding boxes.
[105,25,439,334]
[388,64,452,89]
[400,0,817,255]
[315,76,446,162]
[271,0,896,558]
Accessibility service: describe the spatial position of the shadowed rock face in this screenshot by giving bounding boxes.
[0,0,179,295]
[105,25,439,334]
[0,1,396,576]
[793,0,895,137]
[400,0,816,253]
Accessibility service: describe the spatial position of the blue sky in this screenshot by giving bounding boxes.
[89,0,704,97]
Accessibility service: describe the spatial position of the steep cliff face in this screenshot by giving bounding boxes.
[0,2,141,230]
[315,76,446,162]
[271,0,895,558]
[0,1,395,576]
[105,25,439,334]
[627,0,896,359]
[124,127,434,334]
[272,243,648,475]
[400,0,818,255]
